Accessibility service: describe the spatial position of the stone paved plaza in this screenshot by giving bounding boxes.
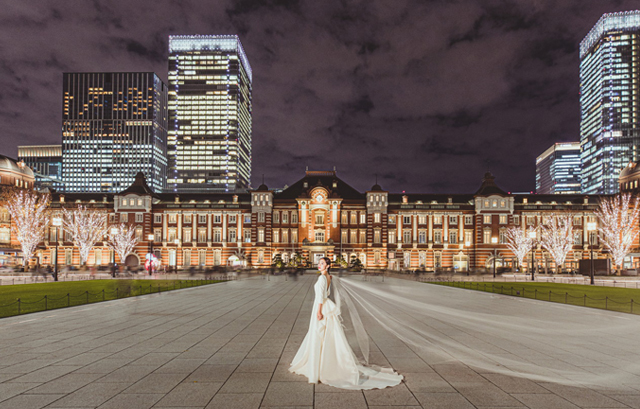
[1,274,640,408]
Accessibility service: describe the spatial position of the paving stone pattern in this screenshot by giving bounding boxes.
[0,275,639,408]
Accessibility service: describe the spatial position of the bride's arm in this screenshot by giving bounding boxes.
[315,276,327,320]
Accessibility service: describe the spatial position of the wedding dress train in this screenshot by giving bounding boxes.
[289,274,403,390]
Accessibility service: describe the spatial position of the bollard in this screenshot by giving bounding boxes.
[535,289,537,299]
[67,293,70,307]
[86,291,89,303]
[549,291,551,301]
[45,295,47,310]
[102,289,105,301]
[17,298,20,314]
[606,296,608,310]
[565,292,568,304]
[116,288,119,298]
[584,294,586,306]
[632,299,634,314]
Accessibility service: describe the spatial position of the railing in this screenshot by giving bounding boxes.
[417,274,640,288]
[0,278,229,318]
[425,280,639,314]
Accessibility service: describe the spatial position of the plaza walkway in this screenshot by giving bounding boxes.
[1,274,640,408]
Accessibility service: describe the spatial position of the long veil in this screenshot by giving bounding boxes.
[331,274,640,389]
[332,275,370,364]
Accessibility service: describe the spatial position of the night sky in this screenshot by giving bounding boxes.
[1,0,638,194]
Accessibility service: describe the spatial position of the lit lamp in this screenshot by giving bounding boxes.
[148,233,155,275]
[52,217,62,282]
[110,227,118,277]
[465,240,471,275]
[529,229,537,281]
[174,238,180,273]
[587,221,597,285]
[491,236,498,278]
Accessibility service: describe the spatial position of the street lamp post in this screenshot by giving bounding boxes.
[491,237,498,278]
[174,238,180,273]
[110,227,118,278]
[148,233,154,276]
[587,221,597,285]
[52,217,62,282]
[529,230,537,281]
[465,241,471,276]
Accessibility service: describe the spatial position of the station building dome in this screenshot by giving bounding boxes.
[0,154,34,189]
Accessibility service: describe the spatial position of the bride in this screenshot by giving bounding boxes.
[289,257,403,389]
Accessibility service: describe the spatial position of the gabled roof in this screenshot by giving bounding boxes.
[118,172,160,198]
[475,172,508,196]
[274,170,364,200]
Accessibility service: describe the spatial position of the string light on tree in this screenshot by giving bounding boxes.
[505,226,536,272]
[62,205,107,266]
[3,189,50,267]
[107,223,138,264]
[595,193,640,273]
[540,213,574,274]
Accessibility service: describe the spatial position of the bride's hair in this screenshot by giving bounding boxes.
[320,256,332,274]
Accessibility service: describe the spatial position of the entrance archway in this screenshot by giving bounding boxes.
[125,254,140,267]
[228,255,242,267]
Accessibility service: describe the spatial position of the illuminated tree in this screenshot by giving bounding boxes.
[595,193,640,273]
[62,205,107,265]
[3,189,50,266]
[540,213,573,274]
[505,226,535,271]
[107,223,138,264]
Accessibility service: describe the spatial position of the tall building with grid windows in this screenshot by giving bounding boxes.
[536,142,581,194]
[580,11,640,194]
[167,35,252,193]
[17,145,64,191]
[61,72,168,193]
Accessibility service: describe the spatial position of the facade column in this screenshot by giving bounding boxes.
[163,213,168,241]
[222,214,227,243]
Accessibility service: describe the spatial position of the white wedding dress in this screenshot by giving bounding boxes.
[289,274,403,389]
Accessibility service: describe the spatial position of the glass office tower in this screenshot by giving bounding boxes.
[17,145,64,191]
[167,35,252,192]
[61,72,168,193]
[536,142,581,194]
[580,11,640,194]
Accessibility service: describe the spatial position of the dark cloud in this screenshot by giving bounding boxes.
[0,0,638,193]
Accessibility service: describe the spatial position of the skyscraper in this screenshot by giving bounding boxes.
[580,11,640,194]
[536,142,581,194]
[17,145,64,191]
[167,35,252,193]
[61,72,168,193]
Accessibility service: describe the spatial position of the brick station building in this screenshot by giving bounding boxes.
[6,169,630,273]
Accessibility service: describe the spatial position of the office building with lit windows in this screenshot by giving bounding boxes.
[61,72,168,193]
[580,10,640,194]
[17,145,64,191]
[167,35,252,193]
[536,142,581,194]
